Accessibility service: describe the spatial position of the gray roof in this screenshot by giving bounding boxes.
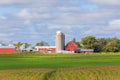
[81,49,94,52]
[0,46,15,48]
[76,48,94,52]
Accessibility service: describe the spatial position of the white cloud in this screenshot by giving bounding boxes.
[52,9,120,25]
[0,33,14,37]
[0,0,58,7]
[0,0,120,44]
[58,7,81,12]
[109,19,120,30]
[17,9,31,19]
[0,16,6,20]
[0,0,28,5]
[90,0,120,6]
[16,8,52,20]
[48,25,72,30]
[24,20,31,25]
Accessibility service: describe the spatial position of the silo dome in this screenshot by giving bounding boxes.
[56,31,62,35]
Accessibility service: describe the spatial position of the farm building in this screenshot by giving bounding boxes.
[65,41,94,54]
[56,31,65,53]
[35,31,94,54]
[35,46,56,53]
[65,41,78,51]
[74,48,94,54]
[35,31,64,53]
[0,44,15,54]
[80,49,94,54]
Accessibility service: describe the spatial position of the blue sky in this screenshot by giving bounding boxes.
[0,0,120,46]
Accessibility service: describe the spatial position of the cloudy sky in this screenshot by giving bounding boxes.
[0,0,120,45]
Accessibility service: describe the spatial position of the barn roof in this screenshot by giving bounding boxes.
[81,49,94,52]
[76,48,94,52]
[35,46,56,48]
[65,41,78,51]
[0,46,15,48]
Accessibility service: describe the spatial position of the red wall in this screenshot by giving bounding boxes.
[0,48,15,53]
[38,48,56,53]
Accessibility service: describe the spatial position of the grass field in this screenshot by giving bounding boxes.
[0,53,120,80]
[0,66,120,80]
[0,69,52,80]
[48,66,120,80]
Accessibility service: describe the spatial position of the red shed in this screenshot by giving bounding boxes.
[65,41,78,51]
[0,46,15,54]
[35,46,56,53]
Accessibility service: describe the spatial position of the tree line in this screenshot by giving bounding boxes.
[15,41,48,51]
[79,36,120,52]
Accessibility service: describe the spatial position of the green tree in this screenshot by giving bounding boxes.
[117,39,120,51]
[36,41,49,46]
[103,38,120,52]
[96,38,108,52]
[72,38,76,42]
[72,38,81,48]
[76,42,81,48]
[36,42,44,46]
[24,43,31,49]
[15,42,23,51]
[81,36,97,48]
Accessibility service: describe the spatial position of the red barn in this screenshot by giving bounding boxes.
[65,41,78,51]
[0,46,15,54]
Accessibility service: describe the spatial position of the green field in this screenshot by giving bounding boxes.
[0,53,120,80]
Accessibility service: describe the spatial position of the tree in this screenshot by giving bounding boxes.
[103,38,120,52]
[71,38,81,48]
[96,38,108,52]
[117,39,120,51]
[81,36,97,50]
[36,42,44,46]
[76,42,81,48]
[36,41,49,46]
[24,43,31,49]
[15,42,23,51]
[72,38,76,42]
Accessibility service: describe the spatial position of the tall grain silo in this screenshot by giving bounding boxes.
[56,31,65,53]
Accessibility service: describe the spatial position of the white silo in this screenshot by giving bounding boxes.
[56,31,65,53]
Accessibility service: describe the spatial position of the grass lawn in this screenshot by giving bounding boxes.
[48,66,120,80]
[0,53,120,70]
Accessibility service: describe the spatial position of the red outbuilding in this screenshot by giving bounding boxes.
[35,46,56,53]
[65,41,78,51]
[0,46,15,54]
